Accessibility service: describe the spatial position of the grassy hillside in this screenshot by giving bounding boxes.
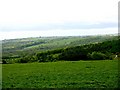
[2,60,119,88]
[2,35,119,88]
[2,35,118,60]
[4,38,118,63]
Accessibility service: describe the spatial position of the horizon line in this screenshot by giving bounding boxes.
[1,33,118,41]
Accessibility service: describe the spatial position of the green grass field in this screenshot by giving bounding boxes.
[0,64,2,89]
[2,60,119,88]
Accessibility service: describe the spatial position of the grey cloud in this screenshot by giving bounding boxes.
[0,22,117,32]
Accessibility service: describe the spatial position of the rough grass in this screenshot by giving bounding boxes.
[0,64,2,89]
[2,60,119,88]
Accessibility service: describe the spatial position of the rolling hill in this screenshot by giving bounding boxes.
[2,34,119,63]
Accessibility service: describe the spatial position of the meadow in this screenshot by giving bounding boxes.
[2,60,119,88]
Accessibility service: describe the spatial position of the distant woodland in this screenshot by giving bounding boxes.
[2,35,119,64]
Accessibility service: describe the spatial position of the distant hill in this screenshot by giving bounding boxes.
[2,34,119,63]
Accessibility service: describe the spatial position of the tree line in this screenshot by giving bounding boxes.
[2,39,120,64]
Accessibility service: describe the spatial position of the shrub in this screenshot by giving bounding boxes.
[89,52,107,60]
[2,59,7,64]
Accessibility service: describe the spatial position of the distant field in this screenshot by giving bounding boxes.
[2,35,117,58]
[2,60,118,88]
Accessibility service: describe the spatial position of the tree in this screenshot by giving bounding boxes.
[2,60,7,64]
[90,52,107,60]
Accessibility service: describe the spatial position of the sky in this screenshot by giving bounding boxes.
[0,0,119,40]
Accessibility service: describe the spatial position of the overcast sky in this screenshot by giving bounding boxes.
[0,0,119,40]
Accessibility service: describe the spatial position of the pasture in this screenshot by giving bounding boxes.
[2,60,119,88]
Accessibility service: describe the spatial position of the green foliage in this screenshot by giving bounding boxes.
[41,39,119,61]
[2,35,118,59]
[19,56,37,63]
[51,54,60,61]
[2,60,7,64]
[2,35,119,63]
[59,46,88,60]
[2,60,119,88]
[88,52,107,60]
